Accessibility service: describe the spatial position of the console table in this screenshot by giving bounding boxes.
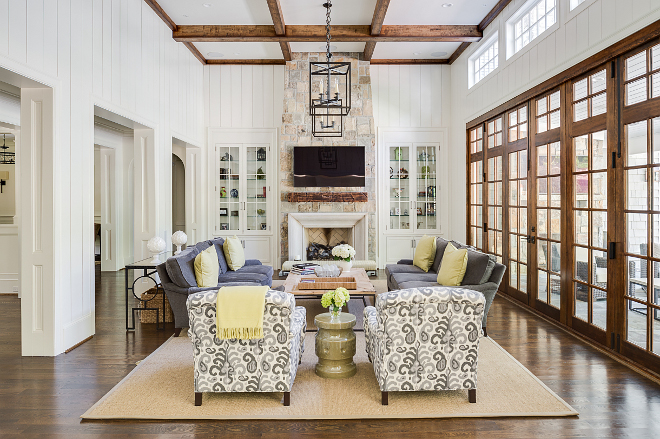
[124,252,172,331]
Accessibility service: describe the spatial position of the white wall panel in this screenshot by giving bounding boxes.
[371,65,449,129]
[204,65,285,129]
[0,0,204,355]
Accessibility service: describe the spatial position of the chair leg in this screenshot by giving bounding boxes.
[482,326,488,337]
[283,391,291,406]
[195,392,202,406]
[468,389,476,403]
[173,328,182,337]
[382,391,389,406]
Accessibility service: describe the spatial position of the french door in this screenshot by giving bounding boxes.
[466,36,660,375]
[619,42,660,369]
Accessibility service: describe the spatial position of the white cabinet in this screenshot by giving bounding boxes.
[209,129,277,265]
[377,129,448,269]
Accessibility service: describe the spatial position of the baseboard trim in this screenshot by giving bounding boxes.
[65,335,93,353]
[497,292,660,386]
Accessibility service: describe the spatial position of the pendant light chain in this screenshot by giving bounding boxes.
[325,1,332,62]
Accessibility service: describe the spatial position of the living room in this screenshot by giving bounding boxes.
[1,0,660,436]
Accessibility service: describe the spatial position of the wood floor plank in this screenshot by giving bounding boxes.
[0,266,659,437]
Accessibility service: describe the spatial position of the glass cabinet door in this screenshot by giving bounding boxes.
[246,145,268,232]
[415,145,437,231]
[389,145,411,230]
[218,145,241,233]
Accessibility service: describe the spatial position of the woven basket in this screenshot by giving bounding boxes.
[139,287,174,323]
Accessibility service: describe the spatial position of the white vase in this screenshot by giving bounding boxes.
[337,260,352,273]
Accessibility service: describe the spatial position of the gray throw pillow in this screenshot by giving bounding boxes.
[460,248,494,286]
[480,254,498,284]
[430,238,450,273]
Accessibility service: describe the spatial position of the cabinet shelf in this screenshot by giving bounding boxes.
[390,214,410,217]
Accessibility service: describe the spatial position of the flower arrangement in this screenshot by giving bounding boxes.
[331,244,356,262]
[321,287,350,317]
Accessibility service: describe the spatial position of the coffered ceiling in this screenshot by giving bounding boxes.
[146,0,512,64]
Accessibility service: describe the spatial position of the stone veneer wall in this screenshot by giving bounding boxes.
[279,52,376,266]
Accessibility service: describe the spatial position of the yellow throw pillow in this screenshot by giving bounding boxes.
[437,243,468,286]
[194,246,219,288]
[223,235,245,271]
[413,235,436,272]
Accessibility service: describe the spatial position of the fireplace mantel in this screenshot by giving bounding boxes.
[288,213,368,262]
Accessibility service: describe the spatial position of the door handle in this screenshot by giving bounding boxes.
[523,235,536,244]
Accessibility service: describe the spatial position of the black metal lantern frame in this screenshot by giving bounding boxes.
[310,62,351,137]
[309,1,351,138]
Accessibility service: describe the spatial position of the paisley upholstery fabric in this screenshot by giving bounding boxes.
[364,287,485,393]
[187,289,306,394]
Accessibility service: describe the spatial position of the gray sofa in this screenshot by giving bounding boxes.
[385,238,505,336]
[156,237,273,335]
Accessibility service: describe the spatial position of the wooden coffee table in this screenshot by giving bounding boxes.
[283,268,377,307]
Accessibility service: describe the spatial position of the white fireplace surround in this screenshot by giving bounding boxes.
[288,213,368,261]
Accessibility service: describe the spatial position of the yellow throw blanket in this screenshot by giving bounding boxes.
[215,286,268,340]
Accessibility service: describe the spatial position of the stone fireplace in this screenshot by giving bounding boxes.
[279,52,376,266]
[288,212,368,262]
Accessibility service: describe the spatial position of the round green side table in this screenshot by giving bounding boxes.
[314,312,357,379]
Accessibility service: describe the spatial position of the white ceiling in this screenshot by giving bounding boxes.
[157,0,501,59]
[196,42,284,59]
[280,0,378,25]
[383,0,500,25]
[371,42,461,60]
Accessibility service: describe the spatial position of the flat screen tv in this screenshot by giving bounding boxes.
[293,146,365,187]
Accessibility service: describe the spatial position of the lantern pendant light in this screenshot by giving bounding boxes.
[309,1,351,137]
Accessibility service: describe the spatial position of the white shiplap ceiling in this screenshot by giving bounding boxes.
[157,0,503,60]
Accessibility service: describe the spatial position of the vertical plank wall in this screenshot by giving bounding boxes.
[448,0,660,242]
[0,0,204,354]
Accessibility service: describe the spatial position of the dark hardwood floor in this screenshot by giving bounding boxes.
[1,266,660,438]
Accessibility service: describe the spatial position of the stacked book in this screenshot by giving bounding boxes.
[290,262,320,275]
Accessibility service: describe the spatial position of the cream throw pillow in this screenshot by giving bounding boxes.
[413,235,436,272]
[437,243,469,286]
[223,235,245,271]
[194,246,220,287]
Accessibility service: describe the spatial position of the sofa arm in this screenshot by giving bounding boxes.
[244,259,262,266]
[397,259,414,265]
[364,306,380,360]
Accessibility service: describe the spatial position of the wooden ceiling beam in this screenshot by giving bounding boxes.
[447,0,514,65]
[173,25,482,43]
[206,59,287,65]
[364,0,391,61]
[266,0,291,62]
[143,0,208,64]
[370,59,449,65]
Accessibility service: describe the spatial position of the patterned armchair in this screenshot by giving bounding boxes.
[187,289,307,406]
[364,287,485,405]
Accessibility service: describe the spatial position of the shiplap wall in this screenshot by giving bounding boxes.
[448,0,660,242]
[0,0,204,355]
[203,65,285,129]
[371,65,450,128]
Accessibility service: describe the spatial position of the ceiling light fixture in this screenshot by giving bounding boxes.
[431,51,448,57]
[442,3,453,7]
[309,1,351,138]
[413,52,421,56]
[207,52,224,58]
[233,52,241,56]
[202,3,212,7]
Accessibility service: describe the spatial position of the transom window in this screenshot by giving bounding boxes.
[624,44,660,106]
[472,36,499,87]
[536,90,561,133]
[573,70,607,122]
[569,0,586,10]
[510,0,557,57]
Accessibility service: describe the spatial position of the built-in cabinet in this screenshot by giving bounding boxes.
[378,129,448,267]
[209,129,277,266]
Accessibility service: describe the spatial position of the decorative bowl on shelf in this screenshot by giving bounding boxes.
[257,209,266,215]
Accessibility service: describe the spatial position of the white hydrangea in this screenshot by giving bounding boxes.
[332,244,356,261]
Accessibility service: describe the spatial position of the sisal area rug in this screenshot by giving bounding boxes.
[82,332,577,420]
